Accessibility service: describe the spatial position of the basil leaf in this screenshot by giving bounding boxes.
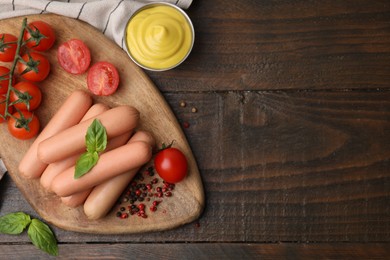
[74,151,99,179]
[85,119,107,153]
[74,119,107,179]
[0,212,31,235]
[27,219,58,256]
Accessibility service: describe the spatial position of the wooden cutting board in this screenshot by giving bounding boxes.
[0,14,204,234]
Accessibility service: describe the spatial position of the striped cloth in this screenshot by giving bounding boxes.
[0,0,193,50]
[0,157,6,181]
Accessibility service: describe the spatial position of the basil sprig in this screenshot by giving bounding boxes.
[0,212,58,256]
[75,119,107,179]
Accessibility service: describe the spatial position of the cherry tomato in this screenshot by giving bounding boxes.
[57,39,91,74]
[10,82,42,111]
[24,21,55,51]
[154,147,188,183]
[0,66,15,95]
[87,61,119,96]
[8,110,40,140]
[0,95,13,123]
[17,52,50,82]
[0,33,17,62]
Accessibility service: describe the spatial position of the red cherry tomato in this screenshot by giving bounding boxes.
[57,39,91,74]
[154,147,188,183]
[0,33,17,62]
[7,110,40,140]
[24,21,55,51]
[10,81,42,111]
[87,61,119,96]
[0,95,13,123]
[0,66,14,95]
[17,52,50,82]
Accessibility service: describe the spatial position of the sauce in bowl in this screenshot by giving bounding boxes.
[125,3,194,71]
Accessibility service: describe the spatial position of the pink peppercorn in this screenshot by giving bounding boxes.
[138,203,145,210]
[120,213,129,219]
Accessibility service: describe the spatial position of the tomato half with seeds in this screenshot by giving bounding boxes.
[24,21,56,51]
[0,95,13,123]
[17,52,50,82]
[154,147,188,183]
[87,61,119,96]
[57,39,91,74]
[0,66,14,95]
[8,110,40,140]
[0,33,17,62]
[10,81,42,111]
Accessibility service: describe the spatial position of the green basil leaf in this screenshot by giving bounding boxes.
[85,119,107,153]
[27,219,58,256]
[74,151,99,179]
[0,212,31,235]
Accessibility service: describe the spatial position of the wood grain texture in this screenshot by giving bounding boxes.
[177,91,390,242]
[150,0,390,92]
[0,243,389,259]
[0,14,204,234]
[1,91,389,242]
[1,0,390,257]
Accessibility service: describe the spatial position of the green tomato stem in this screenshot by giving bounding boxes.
[3,18,28,123]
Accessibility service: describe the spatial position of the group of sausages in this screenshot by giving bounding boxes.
[18,90,155,220]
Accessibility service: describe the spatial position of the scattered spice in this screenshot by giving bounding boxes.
[115,165,175,220]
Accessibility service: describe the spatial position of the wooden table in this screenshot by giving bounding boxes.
[1,0,389,258]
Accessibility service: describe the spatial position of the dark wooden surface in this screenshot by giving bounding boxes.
[1,0,390,258]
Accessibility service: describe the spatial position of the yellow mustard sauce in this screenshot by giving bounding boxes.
[126,5,193,70]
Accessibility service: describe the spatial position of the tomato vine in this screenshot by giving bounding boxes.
[0,18,48,131]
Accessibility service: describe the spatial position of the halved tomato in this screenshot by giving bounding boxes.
[87,61,119,96]
[57,39,91,74]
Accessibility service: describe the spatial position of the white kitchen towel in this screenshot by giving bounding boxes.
[0,158,7,181]
[0,0,193,50]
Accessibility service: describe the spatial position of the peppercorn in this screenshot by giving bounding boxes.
[120,213,129,219]
[183,122,190,128]
[148,167,154,176]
